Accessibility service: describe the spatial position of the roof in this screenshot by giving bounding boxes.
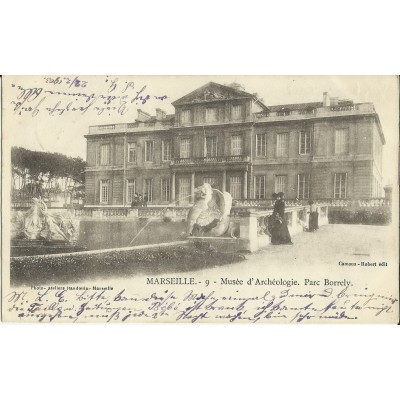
[172,81,269,110]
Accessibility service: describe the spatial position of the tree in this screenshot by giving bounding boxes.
[11,147,87,201]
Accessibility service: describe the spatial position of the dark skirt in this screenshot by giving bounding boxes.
[309,212,319,231]
[266,214,292,245]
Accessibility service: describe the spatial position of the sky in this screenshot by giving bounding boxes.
[3,75,398,185]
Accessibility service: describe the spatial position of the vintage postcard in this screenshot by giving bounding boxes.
[1,75,399,323]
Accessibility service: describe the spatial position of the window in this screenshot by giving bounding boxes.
[145,141,154,162]
[230,176,242,199]
[232,104,242,120]
[297,174,310,199]
[179,178,191,205]
[206,108,218,122]
[255,176,266,199]
[231,135,243,156]
[181,110,191,124]
[100,179,109,203]
[128,143,137,163]
[276,133,288,157]
[335,128,349,154]
[256,133,267,157]
[126,179,136,203]
[299,131,311,155]
[274,175,286,193]
[162,140,171,161]
[143,179,153,202]
[205,136,218,157]
[334,173,347,199]
[180,138,191,159]
[161,178,170,201]
[203,177,216,187]
[100,144,110,165]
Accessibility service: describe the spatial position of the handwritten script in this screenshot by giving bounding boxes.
[4,285,398,323]
[9,76,168,117]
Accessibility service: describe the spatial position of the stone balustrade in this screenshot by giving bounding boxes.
[253,103,375,122]
[237,204,329,252]
[74,206,190,220]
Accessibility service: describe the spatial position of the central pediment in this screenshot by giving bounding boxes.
[172,82,255,106]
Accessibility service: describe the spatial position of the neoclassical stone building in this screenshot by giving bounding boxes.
[84,82,385,206]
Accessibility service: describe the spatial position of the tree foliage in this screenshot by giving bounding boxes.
[11,147,86,196]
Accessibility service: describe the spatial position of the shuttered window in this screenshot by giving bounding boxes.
[334,173,347,199]
[180,138,191,158]
[230,176,242,199]
[299,131,311,154]
[126,179,136,203]
[274,175,286,193]
[297,174,310,199]
[161,178,170,201]
[256,134,267,157]
[276,133,288,157]
[335,129,349,154]
[255,176,266,199]
[231,135,243,156]
[100,144,110,165]
[100,180,110,203]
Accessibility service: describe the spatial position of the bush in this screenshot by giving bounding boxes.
[11,244,245,286]
[329,209,391,225]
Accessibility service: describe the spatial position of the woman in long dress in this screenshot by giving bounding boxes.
[267,192,293,245]
[308,200,319,232]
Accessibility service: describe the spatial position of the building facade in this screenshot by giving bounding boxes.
[84,82,385,206]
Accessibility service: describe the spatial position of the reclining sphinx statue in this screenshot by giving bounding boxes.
[185,183,236,237]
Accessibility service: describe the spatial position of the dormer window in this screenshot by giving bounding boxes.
[206,108,218,123]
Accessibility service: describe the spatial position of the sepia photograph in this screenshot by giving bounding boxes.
[2,75,399,323]
[2,4,400,400]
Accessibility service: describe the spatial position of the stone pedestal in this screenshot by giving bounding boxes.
[128,209,139,218]
[238,211,259,252]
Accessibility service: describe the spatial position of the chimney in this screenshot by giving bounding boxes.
[156,108,166,120]
[323,92,330,107]
[136,109,152,122]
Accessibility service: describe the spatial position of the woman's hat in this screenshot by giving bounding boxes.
[277,192,284,197]
[272,193,278,199]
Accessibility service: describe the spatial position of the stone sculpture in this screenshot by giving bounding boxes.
[11,197,76,241]
[186,183,234,237]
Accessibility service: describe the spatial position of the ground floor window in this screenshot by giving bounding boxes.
[297,174,310,199]
[254,176,266,199]
[274,175,286,194]
[334,173,347,199]
[179,178,191,204]
[143,179,153,202]
[100,179,109,203]
[230,176,242,199]
[126,179,136,204]
[161,178,170,202]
